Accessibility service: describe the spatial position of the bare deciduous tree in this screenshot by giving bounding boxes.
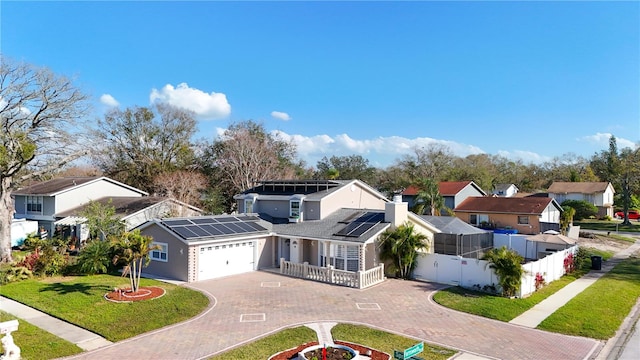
[154,170,207,214]
[199,121,299,211]
[0,56,90,262]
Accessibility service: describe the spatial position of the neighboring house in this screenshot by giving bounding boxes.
[141,180,440,287]
[56,196,203,244]
[454,196,563,235]
[402,181,487,212]
[547,181,615,218]
[492,183,519,197]
[12,177,147,239]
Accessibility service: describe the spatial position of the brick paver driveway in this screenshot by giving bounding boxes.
[70,271,600,360]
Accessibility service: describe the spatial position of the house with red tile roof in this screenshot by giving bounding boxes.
[454,196,563,235]
[402,181,486,213]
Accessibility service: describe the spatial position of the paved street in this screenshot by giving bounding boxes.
[67,272,600,360]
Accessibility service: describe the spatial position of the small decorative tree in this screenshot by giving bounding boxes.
[111,230,159,292]
[377,222,428,279]
[483,246,524,297]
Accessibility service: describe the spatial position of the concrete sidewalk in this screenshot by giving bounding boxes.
[510,240,640,329]
[0,296,111,351]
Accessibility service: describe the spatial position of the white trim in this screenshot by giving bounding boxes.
[50,177,148,197]
[151,242,169,262]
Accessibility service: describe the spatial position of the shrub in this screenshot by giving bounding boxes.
[17,252,40,271]
[561,200,598,221]
[483,246,524,297]
[564,253,575,274]
[77,240,113,275]
[575,247,590,270]
[0,266,33,284]
[34,247,68,276]
[534,272,546,291]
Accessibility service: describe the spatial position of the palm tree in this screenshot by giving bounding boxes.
[483,246,524,297]
[377,222,428,279]
[112,230,160,292]
[411,178,444,216]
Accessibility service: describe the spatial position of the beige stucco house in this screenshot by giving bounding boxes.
[547,181,615,218]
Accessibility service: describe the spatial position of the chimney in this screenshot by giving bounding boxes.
[385,195,408,228]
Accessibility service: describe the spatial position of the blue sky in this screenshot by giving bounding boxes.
[3,1,639,167]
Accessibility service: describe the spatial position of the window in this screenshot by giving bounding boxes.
[151,242,168,262]
[469,214,489,226]
[324,244,359,272]
[290,200,300,218]
[518,216,529,225]
[244,199,253,213]
[26,196,43,213]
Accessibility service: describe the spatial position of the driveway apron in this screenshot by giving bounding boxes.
[67,272,599,360]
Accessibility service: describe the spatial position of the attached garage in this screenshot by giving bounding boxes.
[139,215,273,282]
[197,241,256,281]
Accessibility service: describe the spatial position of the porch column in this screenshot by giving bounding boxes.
[359,244,366,271]
[323,241,331,267]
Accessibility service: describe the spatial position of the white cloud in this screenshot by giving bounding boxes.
[271,130,486,167]
[497,150,551,164]
[579,132,637,150]
[100,94,119,107]
[271,111,291,121]
[150,83,231,120]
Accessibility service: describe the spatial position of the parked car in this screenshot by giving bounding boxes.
[614,210,640,220]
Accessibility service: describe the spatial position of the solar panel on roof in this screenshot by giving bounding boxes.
[190,217,218,225]
[235,222,256,233]
[173,226,199,239]
[334,212,384,238]
[242,216,260,222]
[245,222,266,231]
[199,224,225,236]
[223,222,245,233]
[216,217,238,223]
[163,219,192,226]
[186,225,211,237]
[338,212,363,224]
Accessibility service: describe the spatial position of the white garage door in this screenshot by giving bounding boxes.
[198,241,255,281]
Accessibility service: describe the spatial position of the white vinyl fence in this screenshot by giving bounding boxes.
[413,236,579,298]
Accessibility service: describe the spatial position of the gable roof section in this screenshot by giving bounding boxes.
[493,183,518,193]
[155,214,272,244]
[547,182,613,194]
[454,196,560,215]
[55,196,202,219]
[238,179,388,203]
[273,208,390,244]
[420,215,490,235]
[13,176,148,196]
[439,181,486,196]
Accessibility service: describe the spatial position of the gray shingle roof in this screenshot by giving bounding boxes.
[420,215,490,235]
[14,177,100,195]
[273,208,390,243]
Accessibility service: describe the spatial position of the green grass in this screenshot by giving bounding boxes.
[582,246,615,260]
[331,324,456,360]
[432,271,584,321]
[210,324,456,360]
[0,311,82,360]
[538,257,640,339]
[575,219,640,233]
[0,274,210,341]
[209,326,317,359]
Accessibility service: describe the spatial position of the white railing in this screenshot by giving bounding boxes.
[279,259,385,289]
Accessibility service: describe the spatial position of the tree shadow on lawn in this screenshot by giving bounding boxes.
[39,282,111,296]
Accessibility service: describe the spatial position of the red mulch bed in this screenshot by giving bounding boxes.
[104,286,166,302]
[269,340,390,360]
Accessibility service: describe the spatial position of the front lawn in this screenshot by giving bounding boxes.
[575,219,640,233]
[332,324,456,360]
[0,274,209,341]
[538,257,640,339]
[210,326,317,359]
[0,311,82,360]
[432,272,584,322]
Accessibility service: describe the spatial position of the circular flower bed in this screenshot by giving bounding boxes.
[104,286,166,303]
[269,341,390,360]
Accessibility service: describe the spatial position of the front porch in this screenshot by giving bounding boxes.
[279,259,385,289]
